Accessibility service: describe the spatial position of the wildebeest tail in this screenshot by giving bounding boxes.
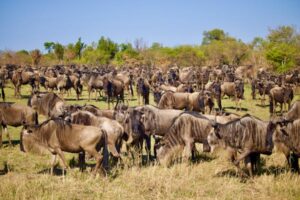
[269,96,274,114]
[1,86,5,101]
[129,79,134,97]
[34,111,39,125]
[102,129,109,171]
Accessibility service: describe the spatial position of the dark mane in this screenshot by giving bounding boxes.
[218,113,252,127]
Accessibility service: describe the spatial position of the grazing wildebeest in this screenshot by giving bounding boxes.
[273,119,300,172]
[115,106,150,163]
[0,102,38,147]
[269,85,294,115]
[207,115,276,176]
[136,77,150,105]
[28,92,65,118]
[158,91,214,113]
[20,118,108,176]
[68,110,126,159]
[284,100,300,121]
[156,112,213,165]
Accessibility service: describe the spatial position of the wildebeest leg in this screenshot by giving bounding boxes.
[137,94,141,105]
[183,141,194,162]
[4,126,12,146]
[78,152,86,172]
[145,136,151,163]
[108,143,120,158]
[87,149,103,175]
[55,148,68,177]
[289,153,299,173]
[50,154,57,175]
[234,150,252,177]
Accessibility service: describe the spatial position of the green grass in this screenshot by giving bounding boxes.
[0,83,300,200]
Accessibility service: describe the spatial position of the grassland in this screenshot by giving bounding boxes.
[0,83,300,200]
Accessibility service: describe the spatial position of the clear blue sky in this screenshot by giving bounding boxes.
[0,0,299,51]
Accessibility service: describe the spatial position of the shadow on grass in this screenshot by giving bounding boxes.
[0,162,9,176]
[1,140,20,147]
[224,106,248,112]
[255,104,269,108]
[37,167,67,176]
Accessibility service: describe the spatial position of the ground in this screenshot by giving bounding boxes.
[0,83,300,200]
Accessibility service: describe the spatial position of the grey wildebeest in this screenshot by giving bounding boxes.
[269,85,294,115]
[273,119,300,172]
[20,118,108,176]
[28,92,65,118]
[156,112,213,166]
[207,115,276,176]
[0,102,38,147]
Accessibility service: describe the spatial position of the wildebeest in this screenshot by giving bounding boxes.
[102,75,125,109]
[273,119,300,172]
[28,92,66,118]
[12,68,40,98]
[20,118,108,175]
[158,91,214,113]
[0,102,38,147]
[156,112,213,165]
[221,80,244,111]
[136,77,150,105]
[269,85,294,115]
[67,110,126,159]
[284,100,300,121]
[207,115,275,176]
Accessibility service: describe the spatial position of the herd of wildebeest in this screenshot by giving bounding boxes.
[0,63,300,177]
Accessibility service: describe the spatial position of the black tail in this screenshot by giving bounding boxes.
[1,86,5,101]
[34,112,39,125]
[129,80,134,97]
[269,97,274,114]
[102,130,109,171]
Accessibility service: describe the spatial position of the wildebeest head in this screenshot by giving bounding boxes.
[207,123,222,153]
[272,120,292,145]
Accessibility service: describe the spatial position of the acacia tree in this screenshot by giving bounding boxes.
[44,42,55,53]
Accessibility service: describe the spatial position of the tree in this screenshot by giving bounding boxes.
[74,37,86,59]
[264,26,300,72]
[97,36,118,59]
[54,43,64,60]
[202,29,227,45]
[30,49,42,66]
[44,42,55,53]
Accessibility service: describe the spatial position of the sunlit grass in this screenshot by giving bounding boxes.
[0,83,299,199]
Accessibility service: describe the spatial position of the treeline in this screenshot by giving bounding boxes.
[0,26,299,73]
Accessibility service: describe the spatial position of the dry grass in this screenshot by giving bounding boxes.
[0,83,300,200]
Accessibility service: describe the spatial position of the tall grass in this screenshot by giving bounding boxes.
[0,83,299,200]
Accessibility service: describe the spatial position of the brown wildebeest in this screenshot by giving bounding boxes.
[68,110,126,159]
[12,69,40,98]
[136,77,150,105]
[273,119,300,172]
[284,100,300,121]
[207,115,276,176]
[102,76,125,109]
[28,92,66,118]
[86,73,104,101]
[221,80,244,111]
[158,91,214,113]
[156,112,213,166]
[20,118,108,176]
[0,102,38,147]
[269,85,294,115]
